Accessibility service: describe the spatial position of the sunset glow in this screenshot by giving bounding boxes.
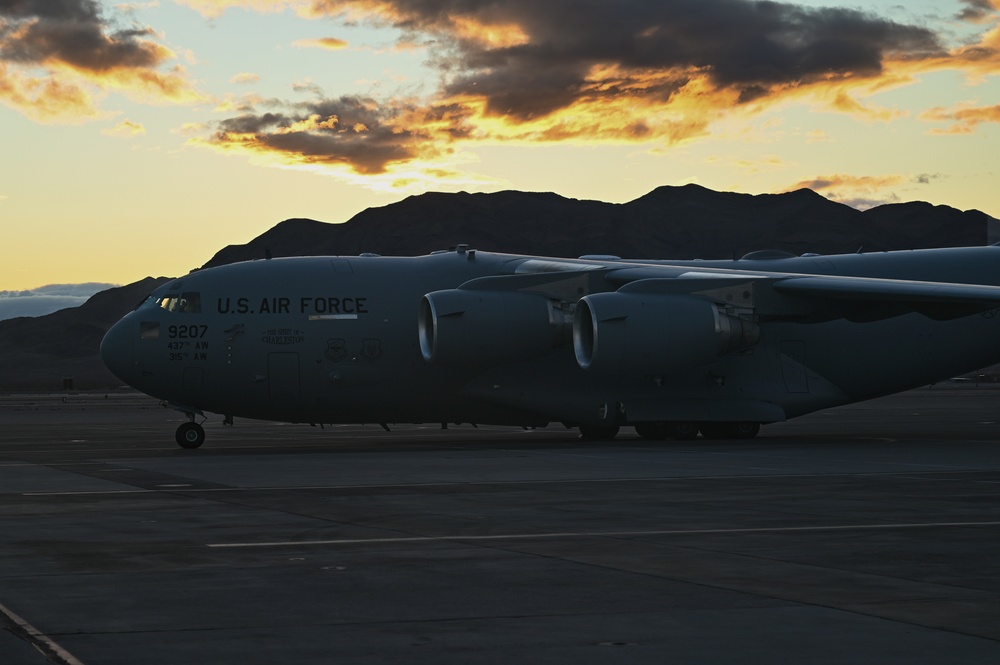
[2,1,1000,291]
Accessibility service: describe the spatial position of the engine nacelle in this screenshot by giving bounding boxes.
[573,293,758,375]
[419,289,567,366]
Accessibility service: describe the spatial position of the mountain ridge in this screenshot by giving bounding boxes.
[203,185,991,267]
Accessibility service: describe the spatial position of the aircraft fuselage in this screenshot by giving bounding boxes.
[100,245,1000,446]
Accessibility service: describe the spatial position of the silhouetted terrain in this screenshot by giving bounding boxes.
[205,185,991,267]
[2,185,995,390]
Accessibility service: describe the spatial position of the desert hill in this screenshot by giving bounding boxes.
[204,185,991,267]
[1,185,995,390]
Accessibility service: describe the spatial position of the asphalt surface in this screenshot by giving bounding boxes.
[1,388,999,664]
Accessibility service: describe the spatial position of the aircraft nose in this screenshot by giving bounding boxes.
[100,318,134,385]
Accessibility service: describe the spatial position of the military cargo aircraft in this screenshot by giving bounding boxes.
[101,245,1000,448]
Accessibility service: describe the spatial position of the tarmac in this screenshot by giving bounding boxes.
[1,387,999,664]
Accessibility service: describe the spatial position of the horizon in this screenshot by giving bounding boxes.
[3,1,1000,291]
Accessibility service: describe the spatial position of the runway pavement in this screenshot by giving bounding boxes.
[1,388,999,664]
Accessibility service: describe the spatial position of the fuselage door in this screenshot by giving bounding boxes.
[268,352,301,400]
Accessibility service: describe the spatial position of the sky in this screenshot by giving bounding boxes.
[2,0,1000,294]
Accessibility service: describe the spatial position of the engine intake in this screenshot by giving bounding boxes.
[419,289,567,366]
[573,293,758,375]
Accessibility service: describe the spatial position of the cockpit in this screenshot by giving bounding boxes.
[137,292,202,314]
[132,291,204,341]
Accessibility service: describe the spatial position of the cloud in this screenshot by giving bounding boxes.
[309,0,942,117]
[194,93,462,174]
[229,72,261,84]
[293,37,349,50]
[957,0,1000,23]
[806,129,830,143]
[199,1,949,174]
[0,283,117,299]
[920,102,1000,134]
[102,118,146,137]
[193,1,1000,180]
[0,283,117,321]
[783,173,910,209]
[786,173,906,192]
[173,1,300,18]
[0,0,203,122]
[914,173,944,185]
[0,296,88,320]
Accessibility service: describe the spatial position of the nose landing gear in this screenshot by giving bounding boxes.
[176,421,206,449]
[165,401,207,449]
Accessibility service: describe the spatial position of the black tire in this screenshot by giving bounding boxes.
[729,421,761,439]
[634,422,669,440]
[699,422,761,440]
[665,421,699,440]
[579,424,621,440]
[698,422,728,439]
[176,422,205,449]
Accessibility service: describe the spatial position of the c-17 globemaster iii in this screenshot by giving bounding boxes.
[101,244,1000,448]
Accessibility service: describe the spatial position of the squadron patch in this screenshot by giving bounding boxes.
[326,338,348,362]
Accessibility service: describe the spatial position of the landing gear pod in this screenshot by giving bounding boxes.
[573,293,758,375]
[419,289,569,366]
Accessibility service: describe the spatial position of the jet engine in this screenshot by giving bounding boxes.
[419,289,568,366]
[573,293,759,375]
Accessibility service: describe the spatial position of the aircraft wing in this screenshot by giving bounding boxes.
[623,271,1000,321]
[767,275,1000,321]
[771,275,1000,306]
[512,258,1000,322]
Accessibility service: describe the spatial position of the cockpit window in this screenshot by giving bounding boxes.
[179,292,201,313]
[142,292,201,314]
[134,292,203,313]
[135,295,158,311]
[151,294,178,312]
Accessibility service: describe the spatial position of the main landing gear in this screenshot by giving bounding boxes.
[578,423,621,440]
[580,421,762,441]
[633,421,761,441]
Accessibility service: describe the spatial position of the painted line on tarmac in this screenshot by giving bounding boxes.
[207,520,1000,549]
[22,468,1000,497]
[0,600,85,665]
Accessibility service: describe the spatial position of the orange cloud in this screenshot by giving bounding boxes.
[0,1,204,122]
[295,1,947,134]
[173,0,301,17]
[192,0,1000,183]
[920,102,1000,134]
[787,174,907,192]
[450,16,530,49]
[213,93,267,113]
[193,94,450,174]
[0,63,101,122]
[102,119,147,137]
[230,72,261,85]
[293,37,349,50]
[783,174,911,209]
